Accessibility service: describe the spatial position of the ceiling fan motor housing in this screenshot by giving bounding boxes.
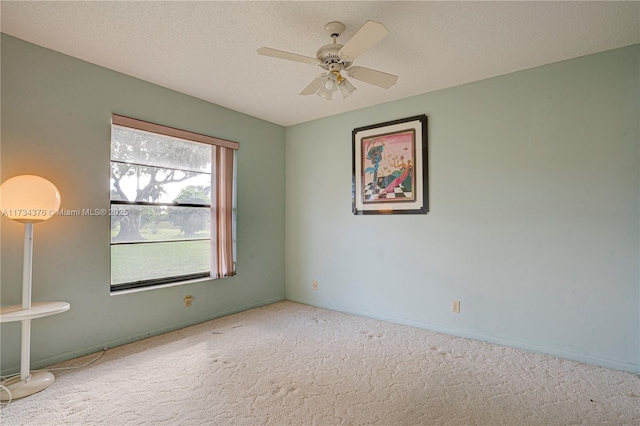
[316,44,352,70]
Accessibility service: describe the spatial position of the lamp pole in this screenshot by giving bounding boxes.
[21,223,34,381]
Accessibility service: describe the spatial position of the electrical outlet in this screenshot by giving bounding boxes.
[184,295,193,307]
[452,300,460,314]
[312,280,318,291]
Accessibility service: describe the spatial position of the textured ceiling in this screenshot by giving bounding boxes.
[1,1,638,127]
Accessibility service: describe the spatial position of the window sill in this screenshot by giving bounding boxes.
[110,275,216,296]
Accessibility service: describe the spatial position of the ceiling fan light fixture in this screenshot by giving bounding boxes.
[316,74,337,100]
[323,74,337,91]
[339,78,357,98]
[317,89,333,100]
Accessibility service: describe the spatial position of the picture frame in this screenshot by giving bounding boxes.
[352,115,428,215]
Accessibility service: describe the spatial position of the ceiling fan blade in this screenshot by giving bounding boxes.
[346,66,398,89]
[257,47,318,65]
[299,75,325,95]
[338,21,389,62]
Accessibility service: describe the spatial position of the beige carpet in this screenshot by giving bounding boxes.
[1,301,639,425]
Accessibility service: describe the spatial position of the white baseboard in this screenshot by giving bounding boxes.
[8,295,637,376]
[5,296,286,375]
[289,297,640,375]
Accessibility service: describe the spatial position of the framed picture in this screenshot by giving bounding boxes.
[352,115,428,215]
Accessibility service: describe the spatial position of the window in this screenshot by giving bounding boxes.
[110,114,238,292]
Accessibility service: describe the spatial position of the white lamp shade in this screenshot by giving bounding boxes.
[0,175,61,223]
[317,87,333,100]
[322,78,336,91]
[339,79,357,98]
[316,74,338,100]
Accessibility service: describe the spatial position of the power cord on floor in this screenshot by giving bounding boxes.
[33,349,108,373]
[0,375,32,406]
[0,385,11,405]
[0,348,108,407]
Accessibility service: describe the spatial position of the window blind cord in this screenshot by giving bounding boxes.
[0,348,108,407]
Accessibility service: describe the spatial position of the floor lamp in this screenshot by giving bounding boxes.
[0,175,70,400]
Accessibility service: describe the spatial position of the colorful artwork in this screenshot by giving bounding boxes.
[352,115,428,215]
[361,129,415,203]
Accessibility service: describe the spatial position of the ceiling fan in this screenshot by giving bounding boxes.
[257,20,398,100]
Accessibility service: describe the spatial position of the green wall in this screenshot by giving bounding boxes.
[1,34,286,373]
[285,45,640,373]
